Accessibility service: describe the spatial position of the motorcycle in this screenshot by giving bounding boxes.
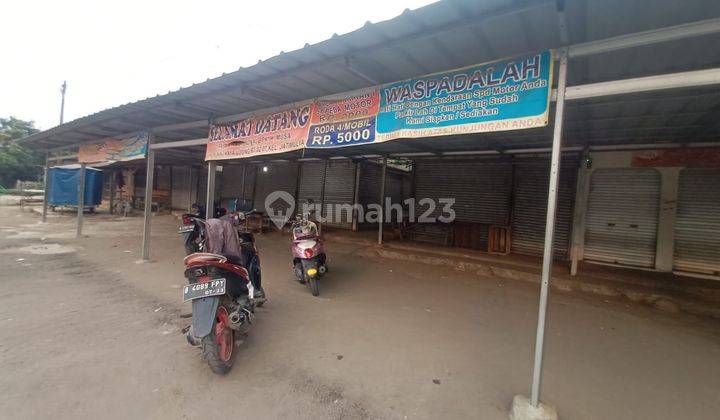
[179,213,206,254]
[181,212,264,374]
[291,216,328,296]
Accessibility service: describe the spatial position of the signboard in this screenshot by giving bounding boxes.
[205,103,313,161]
[376,50,553,141]
[206,51,553,159]
[77,132,148,164]
[632,148,720,168]
[306,91,380,149]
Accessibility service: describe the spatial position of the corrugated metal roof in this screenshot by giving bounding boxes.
[18,0,720,159]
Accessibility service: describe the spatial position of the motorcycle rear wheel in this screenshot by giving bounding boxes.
[201,305,236,374]
[308,277,320,296]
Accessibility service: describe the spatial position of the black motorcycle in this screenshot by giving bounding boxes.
[180,211,265,374]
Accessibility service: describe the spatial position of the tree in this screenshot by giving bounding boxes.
[0,117,43,187]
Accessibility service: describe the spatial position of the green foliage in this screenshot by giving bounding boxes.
[0,117,43,187]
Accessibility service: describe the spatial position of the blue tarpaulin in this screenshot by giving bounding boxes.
[48,165,103,206]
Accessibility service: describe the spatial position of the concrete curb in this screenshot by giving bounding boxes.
[356,246,720,320]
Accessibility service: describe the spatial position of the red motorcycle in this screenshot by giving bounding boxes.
[181,213,264,374]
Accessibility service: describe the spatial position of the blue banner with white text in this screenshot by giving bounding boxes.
[375,50,553,141]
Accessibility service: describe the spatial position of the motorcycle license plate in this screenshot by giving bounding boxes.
[178,225,195,234]
[183,278,226,301]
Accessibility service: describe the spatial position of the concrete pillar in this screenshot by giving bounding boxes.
[141,139,155,261]
[655,167,681,272]
[76,163,86,238]
[205,161,217,219]
[569,166,591,276]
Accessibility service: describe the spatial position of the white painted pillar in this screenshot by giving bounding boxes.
[378,157,387,245]
[569,165,591,276]
[655,167,681,272]
[205,161,217,219]
[141,131,155,260]
[530,48,568,408]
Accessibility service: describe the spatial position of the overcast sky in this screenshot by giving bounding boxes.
[0,0,435,130]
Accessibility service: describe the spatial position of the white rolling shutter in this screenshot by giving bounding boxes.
[674,169,720,276]
[584,168,660,268]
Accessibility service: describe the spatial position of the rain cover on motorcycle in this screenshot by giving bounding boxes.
[204,218,242,259]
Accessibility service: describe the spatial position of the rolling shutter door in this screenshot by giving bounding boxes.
[323,161,356,229]
[511,156,577,259]
[674,169,720,275]
[219,165,245,198]
[413,158,512,225]
[297,162,325,212]
[359,162,382,207]
[584,168,660,268]
[253,163,298,214]
[197,167,208,206]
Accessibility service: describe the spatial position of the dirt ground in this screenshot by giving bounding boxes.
[0,206,719,420]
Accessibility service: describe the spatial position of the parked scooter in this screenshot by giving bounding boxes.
[179,202,231,254]
[182,252,256,374]
[179,213,206,254]
[180,212,265,374]
[291,215,328,296]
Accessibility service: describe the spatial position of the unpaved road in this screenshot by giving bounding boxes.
[0,206,719,419]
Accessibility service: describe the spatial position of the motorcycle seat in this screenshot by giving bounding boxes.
[223,254,244,266]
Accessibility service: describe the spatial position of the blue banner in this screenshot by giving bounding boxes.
[376,50,553,141]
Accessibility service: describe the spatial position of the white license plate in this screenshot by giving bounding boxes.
[178,225,195,234]
[183,278,226,301]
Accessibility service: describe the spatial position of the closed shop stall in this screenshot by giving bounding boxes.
[584,168,661,268]
[197,166,208,206]
[511,155,577,259]
[323,160,356,229]
[674,168,720,276]
[359,161,407,227]
[252,163,299,214]
[297,161,325,212]
[408,157,512,248]
[413,157,512,225]
[219,164,256,209]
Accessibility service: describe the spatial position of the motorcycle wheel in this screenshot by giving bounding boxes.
[249,256,265,307]
[294,263,305,284]
[308,277,320,297]
[201,305,236,374]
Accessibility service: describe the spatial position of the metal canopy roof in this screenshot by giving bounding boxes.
[19,0,720,162]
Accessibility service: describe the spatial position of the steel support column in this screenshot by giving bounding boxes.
[205,161,217,219]
[318,160,328,234]
[378,157,387,245]
[41,154,50,223]
[76,163,86,238]
[530,48,568,407]
[352,161,362,232]
[141,132,155,260]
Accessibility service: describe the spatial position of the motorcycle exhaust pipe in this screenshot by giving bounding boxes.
[318,265,327,275]
[229,311,244,324]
